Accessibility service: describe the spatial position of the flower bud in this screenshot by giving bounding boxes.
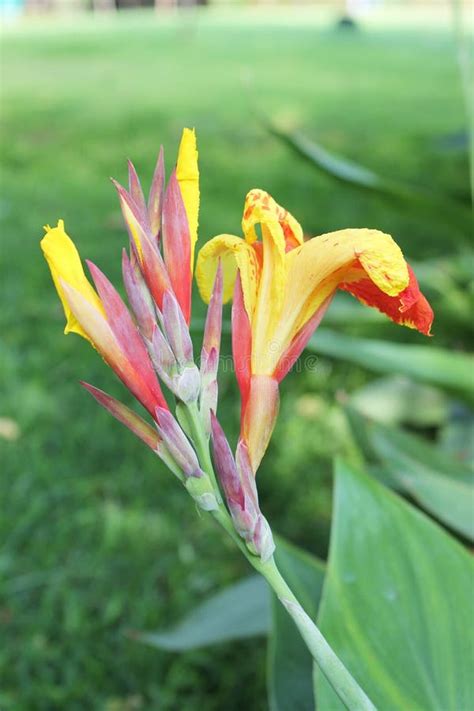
[176,364,201,404]
[155,407,202,479]
[199,263,223,433]
[210,414,274,561]
[185,475,219,512]
[162,289,193,366]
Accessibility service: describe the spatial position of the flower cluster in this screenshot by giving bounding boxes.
[41,129,433,563]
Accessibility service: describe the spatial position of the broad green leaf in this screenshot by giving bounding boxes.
[369,423,474,540]
[439,414,474,468]
[133,574,269,651]
[268,538,325,711]
[315,461,474,710]
[267,123,471,236]
[346,407,474,539]
[308,328,474,404]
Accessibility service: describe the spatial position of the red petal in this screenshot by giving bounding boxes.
[127,160,148,222]
[87,260,168,415]
[340,263,433,336]
[232,273,252,419]
[161,170,192,324]
[81,382,159,450]
[202,260,223,356]
[148,146,165,243]
[122,249,156,340]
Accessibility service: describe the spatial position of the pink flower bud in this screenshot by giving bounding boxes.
[122,249,156,340]
[147,146,165,243]
[210,415,274,560]
[155,407,202,479]
[162,290,194,366]
[200,262,223,433]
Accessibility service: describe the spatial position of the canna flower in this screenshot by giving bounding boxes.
[40,129,212,503]
[197,189,434,472]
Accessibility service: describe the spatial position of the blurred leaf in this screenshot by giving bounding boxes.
[350,375,449,427]
[308,329,474,404]
[268,538,325,711]
[315,461,474,710]
[370,423,474,540]
[133,574,269,651]
[267,123,472,235]
[439,414,474,467]
[346,408,474,539]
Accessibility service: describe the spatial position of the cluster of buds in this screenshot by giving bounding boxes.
[96,135,226,513]
[210,414,275,562]
[41,129,275,562]
[42,128,433,566]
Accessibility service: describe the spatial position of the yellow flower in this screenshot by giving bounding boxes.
[197,189,433,471]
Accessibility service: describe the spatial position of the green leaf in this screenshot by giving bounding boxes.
[350,375,450,427]
[268,538,326,711]
[440,415,474,467]
[267,123,471,236]
[315,460,474,710]
[308,328,474,404]
[369,423,474,540]
[133,574,269,651]
[346,407,474,539]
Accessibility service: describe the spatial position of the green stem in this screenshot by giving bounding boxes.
[257,557,377,711]
[183,400,376,710]
[210,508,376,711]
[185,400,222,500]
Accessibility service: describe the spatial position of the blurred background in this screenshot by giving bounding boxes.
[1,1,472,709]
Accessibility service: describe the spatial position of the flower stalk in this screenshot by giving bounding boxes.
[258,557,377,711]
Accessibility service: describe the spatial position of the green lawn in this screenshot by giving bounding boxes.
[0,9,469,710]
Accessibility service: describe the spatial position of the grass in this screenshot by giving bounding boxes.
[0,8,469,710]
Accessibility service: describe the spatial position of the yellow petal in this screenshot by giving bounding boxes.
[250,221,287,373]
[240,191,291,372]
[276,228,409,349]
[242,189,304,249]
[195,234,259,317]
[176,128,199,270]
[40,220,104,342]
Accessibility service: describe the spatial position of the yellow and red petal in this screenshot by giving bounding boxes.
[340,263,433,335]
[87,260,168,410]
[242,189,303,251]
[60,280,167,416]
[277,228,410,344]
[40,220,105,343]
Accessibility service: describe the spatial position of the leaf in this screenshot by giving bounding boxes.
[315,460,474,710]
[132,574,269,651]
[369,422,474,540]
[350,375,450,427]
[440,414,474,467]
[268,538,326,711]
[308,328,474,404]
[267,123,471,236]
[346,406,474,539]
